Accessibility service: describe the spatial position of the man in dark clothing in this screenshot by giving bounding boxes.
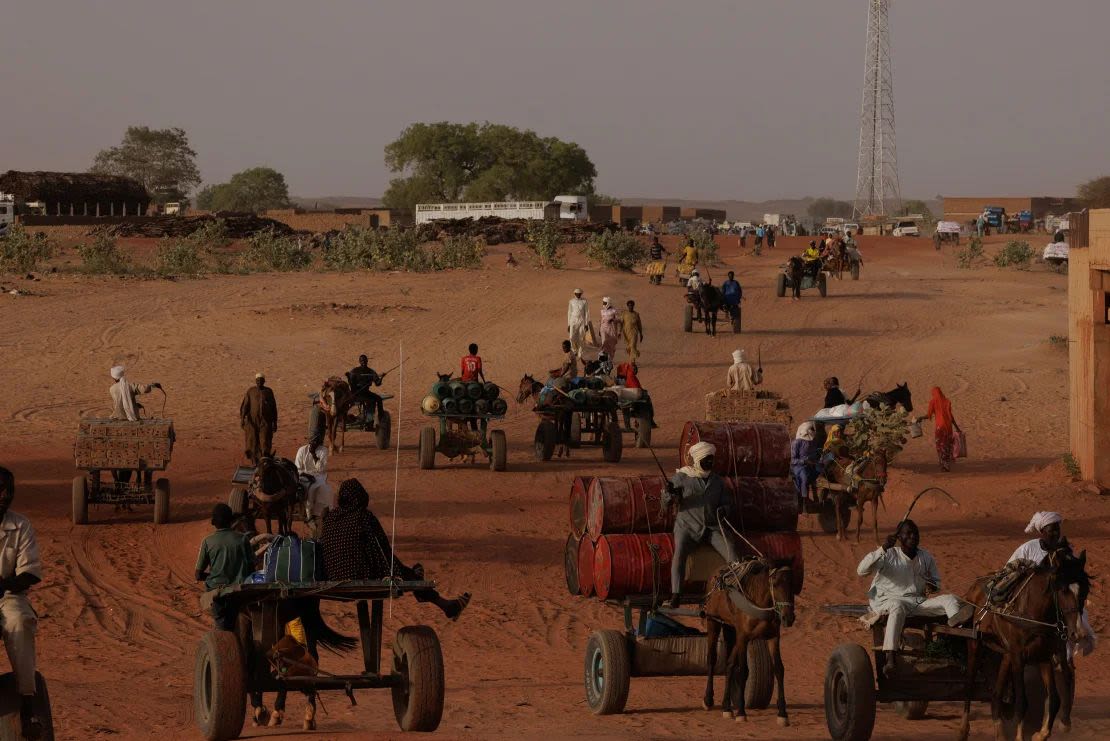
[306,399,327,456]
[346,355,384,420]
[823,376,859,408]
[196,504,254,630]
[320,479,470,620]
[240,374,278,465]
[721,270,742,322]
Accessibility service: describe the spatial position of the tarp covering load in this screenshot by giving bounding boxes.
[74,418,175,470]
[0,170,149,213]
[89,213,297,239]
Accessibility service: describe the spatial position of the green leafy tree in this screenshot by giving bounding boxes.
[806,197,854,223]
[196,167,291,213]
[382,122,597,211]
[91,126,201,204]
[1078,176,1110,208]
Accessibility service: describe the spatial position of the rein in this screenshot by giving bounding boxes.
[975,570,1075,640]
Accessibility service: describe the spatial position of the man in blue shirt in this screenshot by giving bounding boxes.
[721,271,742,323]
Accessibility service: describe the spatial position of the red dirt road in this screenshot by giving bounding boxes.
[0,234,1105,739]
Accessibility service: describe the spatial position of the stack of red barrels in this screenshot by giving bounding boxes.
[564,422,804,602]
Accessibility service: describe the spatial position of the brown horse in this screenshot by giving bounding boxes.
[249,457,303,535]
[703,558,796,725]
[319,377,354,453]
[958,552,1089,741]
[821,450,887,542]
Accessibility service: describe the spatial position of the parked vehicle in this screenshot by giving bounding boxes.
[892,220,920,237]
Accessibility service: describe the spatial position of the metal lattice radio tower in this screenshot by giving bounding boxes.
[853,0,901,220]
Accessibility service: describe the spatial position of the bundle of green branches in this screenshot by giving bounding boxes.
[846,405,909,459]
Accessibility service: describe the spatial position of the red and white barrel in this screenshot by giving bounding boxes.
[592,533,675,600]
[568,476,593,538]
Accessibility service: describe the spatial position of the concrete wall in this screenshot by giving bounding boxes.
[641,205,681,224]
[680,207,726,221]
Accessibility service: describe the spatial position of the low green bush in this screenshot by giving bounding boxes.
[0,224,54,273]
[525,219,565,268]
[243,229,313,271]
[77,233,131,274]
[584,230,647,270]
[993,240,1033,269]
[956,237,983,269]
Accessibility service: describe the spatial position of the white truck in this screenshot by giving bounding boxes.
[415,195,587,225]
[0,193,14,236]
[892,214,923,237]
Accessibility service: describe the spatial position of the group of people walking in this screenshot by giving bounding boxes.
[567,288,644,364]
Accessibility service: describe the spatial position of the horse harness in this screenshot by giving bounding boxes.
[975,562,1076,641]
[824,454,885,495]
[710,557,793,622]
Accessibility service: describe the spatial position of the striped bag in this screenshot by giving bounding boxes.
[263,535,323,583]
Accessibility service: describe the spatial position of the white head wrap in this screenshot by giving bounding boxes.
[110,365,125,380]
[677,441,717,479]
[795,422,816,441]
[573,288,583,295]
[1025,511,1062,534]
[732,349,745,364]
[602,296,610,304]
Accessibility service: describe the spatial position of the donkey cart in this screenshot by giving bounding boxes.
[226,460,308,534]
[418,412,508,472]
[195,581,446,741]
[343,392,394,450]
[533,402,623,463]
[72,418,174,525]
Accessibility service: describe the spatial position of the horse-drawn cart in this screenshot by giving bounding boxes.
[533,400,623,463]
[72,418,174,525]
[227,460,308,534]
[194,580,446,741]
[342,392,394,450]
[418,412,508,472]
[776,266,828,298]
[683,295,741,334]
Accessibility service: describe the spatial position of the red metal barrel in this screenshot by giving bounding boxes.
[564,533,581,596]
[568,476,593,538]
[678,421,790,478]
[586,476,674,541]
[592,533,675,600]
[586,475,798,539]
[577,536,596,597]
[732,531,805,594]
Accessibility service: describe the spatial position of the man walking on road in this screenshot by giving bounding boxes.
[240,373,278,465]
[567,288,590,360]
[622,300,644,362]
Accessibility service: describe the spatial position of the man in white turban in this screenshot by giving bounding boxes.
[727,349,762,392]
[109,366,160,422]
[567,289,591,360]
[1009,512,1096,657]
[661,441,734,608]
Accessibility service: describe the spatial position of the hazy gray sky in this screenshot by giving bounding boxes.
[3,0,1107,201]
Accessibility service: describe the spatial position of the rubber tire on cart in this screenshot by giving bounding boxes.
[584,630,631,715]
[824,643,876,741]
[745,639,775,710]
[893,700,928,720]
[418,426,436,470]
[776,273,787,298]
[193,630,246,741]
[568,412,582,448]
[376,410,392,450]
[71,476,88,526]
[851,262,860,280]
[535,421,557,462]
[227,488,247,516]
[153,478,170,525]
[391,625,444,732]
[490,429,507,472]
[0,672,54,741]
[818,272,828,297]
[602,422,623,463]
[817,496,851,535]
[634,411,652,449]
[683,304,694,333]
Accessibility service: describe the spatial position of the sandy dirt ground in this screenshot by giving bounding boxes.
[0,233,1106,740]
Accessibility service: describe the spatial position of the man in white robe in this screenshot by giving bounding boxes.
[295,442,333,537]
[727,349,762,391]
[567,289,590,360]
[109,365,159,421]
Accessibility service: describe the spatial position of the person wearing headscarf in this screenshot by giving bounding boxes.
[320,479,470,620]
[823,424,847,458]
[622,300,643,362]
[567,289,591,360]
[598,297,622,359]
[295,440,332,538]
[791,422,820,501]
[918,387,960,472]
[1008,512,1096,657]
[727,349,761,391]
[240,373,278,465]
[661,442,734,608]
[109,365,160,422]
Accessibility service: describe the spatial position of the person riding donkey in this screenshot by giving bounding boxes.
[856,519,974,678]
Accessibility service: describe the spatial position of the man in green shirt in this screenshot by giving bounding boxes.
[195,504,253,630]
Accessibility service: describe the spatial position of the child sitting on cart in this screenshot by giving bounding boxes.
[320,479,471,620]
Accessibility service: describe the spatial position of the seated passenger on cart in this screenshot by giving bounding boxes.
[721,271,742,320]
[345,355,384,421]
[790,422,820,502]
[802,242,823,278]
[320,480,471,620]
[856,520,974,678]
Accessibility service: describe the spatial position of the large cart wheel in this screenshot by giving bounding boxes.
[71,476,88,526]
[745,639,775,710]
[193,630,246,741]
[817,496,851,535]
[893,700,928,719]
[818,272,828,297]
[824,643,876,741]
[376,410,392,450]
[0,671,54,741]
[602,421,623,463]
[776,273,787,298]
[851,262,860,280]
[153,478,170,525]
[584,630,630,715]
[634,411,652,449]
[489,429,507,472]
[227,488,247,516]
[418,426,436,470]
[535,421,557,461]
[568,412,582,448]
[683,304,694,332]
[391,625,444,732]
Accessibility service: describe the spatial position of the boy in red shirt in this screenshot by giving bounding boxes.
[461,344,485,383]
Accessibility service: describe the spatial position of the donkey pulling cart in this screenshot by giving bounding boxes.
[195,580,445,741]
[72,418,175,525]
[419,379,509,472]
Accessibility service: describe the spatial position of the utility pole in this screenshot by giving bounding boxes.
[853,0,901,220]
